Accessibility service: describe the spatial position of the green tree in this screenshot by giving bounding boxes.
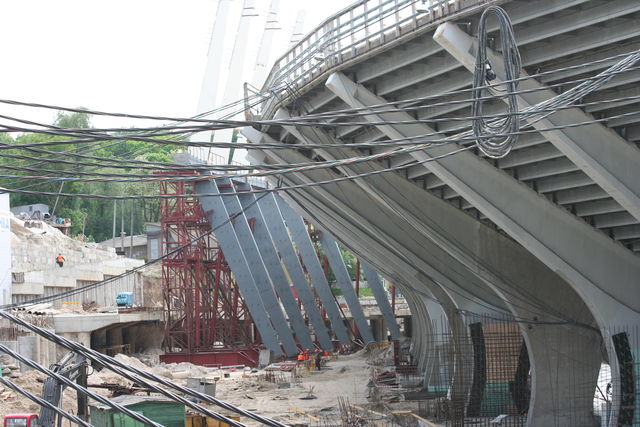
[3,111,181,242]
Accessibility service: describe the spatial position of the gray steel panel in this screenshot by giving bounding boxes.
[276,195,352,344]
[195,179,282,356]
[234,183,315,350]
[257,193,334,349]
[360,262,401,339]
[319,235,374,344]
[217,178,299,356]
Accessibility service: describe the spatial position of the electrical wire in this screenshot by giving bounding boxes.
[2,92,639,173]
[0,93,638,187]
[1,106,638,196]
[1,90,267,195]
[0,58,638,142]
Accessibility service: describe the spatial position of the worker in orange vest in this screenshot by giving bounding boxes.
[55,254,65,267]
[304,349,310,360]
[297,351,305,362]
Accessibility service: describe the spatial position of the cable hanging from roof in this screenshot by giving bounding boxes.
[472,5,521,159]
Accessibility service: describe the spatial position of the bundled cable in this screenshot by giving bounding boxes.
[0,377,92,427]
[471,6,521,158]
[0,310,287,427]
[0,344,163,427]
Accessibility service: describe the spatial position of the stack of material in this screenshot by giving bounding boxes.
[1,363,20,378]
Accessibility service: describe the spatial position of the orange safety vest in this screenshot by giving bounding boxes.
[297,353,304,361]
[56,255,64,263]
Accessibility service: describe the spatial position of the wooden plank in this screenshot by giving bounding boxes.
[410,413,439,427]
[288,405,320,422]
[348,404,386,417]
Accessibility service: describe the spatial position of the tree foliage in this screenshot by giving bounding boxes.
[3,111,181,242]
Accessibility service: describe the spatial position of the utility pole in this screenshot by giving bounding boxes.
[120,200,125,254]
[129,200,135,257]
[112,200,117,246]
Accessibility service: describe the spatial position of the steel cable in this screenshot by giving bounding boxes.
[0,377,93,427]
[0,310,287,427]
[0,344,164,427]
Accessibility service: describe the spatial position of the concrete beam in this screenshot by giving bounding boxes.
[276,196,352,344]
[326,71,640,326]
[434,21,640,222]
[360,262,401,340]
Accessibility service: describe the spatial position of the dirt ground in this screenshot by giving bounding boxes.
[0,352,371,424]
[209,353,372,425]
[0,348,431,426]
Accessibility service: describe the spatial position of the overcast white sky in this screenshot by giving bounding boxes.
[0,0,348,129]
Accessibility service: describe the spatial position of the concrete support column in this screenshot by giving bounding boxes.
[106,327,123,347]
[92,329,107,352]
[527,324,601,426]
[123,326,137,353]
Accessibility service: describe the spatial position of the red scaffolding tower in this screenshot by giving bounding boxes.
[158,174,260,367]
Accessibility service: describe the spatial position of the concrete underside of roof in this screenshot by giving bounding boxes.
[245,0,640,425]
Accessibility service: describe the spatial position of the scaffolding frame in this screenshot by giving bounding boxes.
[158,175,260,366]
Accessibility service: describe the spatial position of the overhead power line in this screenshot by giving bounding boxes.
[0,55,637,142]
[0,106,638,198]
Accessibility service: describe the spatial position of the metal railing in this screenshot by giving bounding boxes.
[255,0,488,120]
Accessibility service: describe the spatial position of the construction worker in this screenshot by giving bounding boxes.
[304,348,310,361]
[314,349,322,371]
[297,351,305,363]
[55,254,65,267]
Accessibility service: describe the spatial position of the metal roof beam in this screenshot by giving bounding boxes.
[235,184,316,351]
[195,179,284,356]
[254,193,334,349]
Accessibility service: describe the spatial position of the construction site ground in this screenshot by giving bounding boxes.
[0,346,439,426]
